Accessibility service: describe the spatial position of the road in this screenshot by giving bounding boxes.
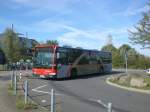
[28,70,150,112]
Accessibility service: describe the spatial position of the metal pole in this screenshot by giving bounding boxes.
[51,89,55,112]
[125,58,128,74]
[11,70,14,87]
[14,73,17,95]
[107,102,112,112]
[124,50,128,74]
[25,80,28,104]
[19,72,22,80]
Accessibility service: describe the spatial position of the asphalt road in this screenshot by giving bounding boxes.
[28,70,150,112]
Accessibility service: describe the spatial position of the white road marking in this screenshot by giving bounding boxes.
[89,98,115,112]
[89,98,108,108]
[32,85,47,90]
[32,85,62,96]
[97,99,108,108]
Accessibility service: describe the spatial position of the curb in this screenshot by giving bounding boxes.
[106,77,150,94]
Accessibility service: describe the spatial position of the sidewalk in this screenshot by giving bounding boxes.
[0,71,23,112]
[0,71,46,112]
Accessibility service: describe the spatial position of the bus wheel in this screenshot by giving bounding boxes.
[71,69,77,79]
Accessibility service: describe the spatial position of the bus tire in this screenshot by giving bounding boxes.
[71,69,77,79]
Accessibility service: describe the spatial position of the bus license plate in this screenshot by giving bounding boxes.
[40,75,45,78]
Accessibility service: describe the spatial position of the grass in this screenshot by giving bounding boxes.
[7,82,14,95]
[109,78,130,87]
[16,95,38,110]
[7,82,38,110]
[109,76,150,90]
[143,78,150,90]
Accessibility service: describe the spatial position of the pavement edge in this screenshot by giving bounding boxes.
[106,77,150,94]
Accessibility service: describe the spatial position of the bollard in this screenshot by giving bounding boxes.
[19,72,22,80]
[24,80,28,104]
[107,102,112,112]
[14,74,17,95]
[11,70,14,87]
[51,89,55,112]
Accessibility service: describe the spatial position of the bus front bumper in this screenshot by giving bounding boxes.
[32,73,57,79]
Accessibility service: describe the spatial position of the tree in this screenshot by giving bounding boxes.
[101,44,120,67]
[106,34,113,45]
[0,47,6,64]
[119,44,131,57]
[2,28,21,62]
[101,44,117,52]
[46,40,58,45]
[129,3,150,49]
[62,44,72,48]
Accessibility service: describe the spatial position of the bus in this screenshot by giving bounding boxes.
[32,45,112,79]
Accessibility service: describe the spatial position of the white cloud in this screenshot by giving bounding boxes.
[56,24,130,49]
[10,0,76,14]
[19,18,129,49]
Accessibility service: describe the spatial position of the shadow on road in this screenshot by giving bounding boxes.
[49,70,125,81]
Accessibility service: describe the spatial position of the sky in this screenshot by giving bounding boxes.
[0,0,150,56]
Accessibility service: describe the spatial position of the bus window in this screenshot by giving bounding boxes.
[78,56,89,65]
[57,52,68,65]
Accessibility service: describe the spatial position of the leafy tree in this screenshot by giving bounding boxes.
[119,44,131,60]
[129,3,150,49]
[101,44,120,67]
[2,28,21,62]
[119,44,131,53]
[46,40,58,45]
[0,47,6,64]
[62,45,72,48]
[101,44,117,52]
[101,44,150,69]
[106,34,113,45]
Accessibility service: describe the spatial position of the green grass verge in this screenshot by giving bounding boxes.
[109,78,130,87]
[144,78,150,89]
[7,82,38,110]
[109,77,150,90]
[16,95,38,110]
[7,82,14,95]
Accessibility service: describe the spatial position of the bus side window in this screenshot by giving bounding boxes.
[57,52,67,65]
[89,56,98,64]
[78,56,89,65]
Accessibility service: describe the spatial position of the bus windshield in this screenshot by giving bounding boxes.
[33,50,54,68]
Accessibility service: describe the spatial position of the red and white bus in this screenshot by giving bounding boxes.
[32,45,112,79]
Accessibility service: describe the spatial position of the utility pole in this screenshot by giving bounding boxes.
[124,50,128,74]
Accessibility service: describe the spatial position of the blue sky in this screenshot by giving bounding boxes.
[0,0,150,56]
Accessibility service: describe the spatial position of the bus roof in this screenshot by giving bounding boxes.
[35,44,111,54]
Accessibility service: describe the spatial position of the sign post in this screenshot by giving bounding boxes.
[124,50,128,74]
